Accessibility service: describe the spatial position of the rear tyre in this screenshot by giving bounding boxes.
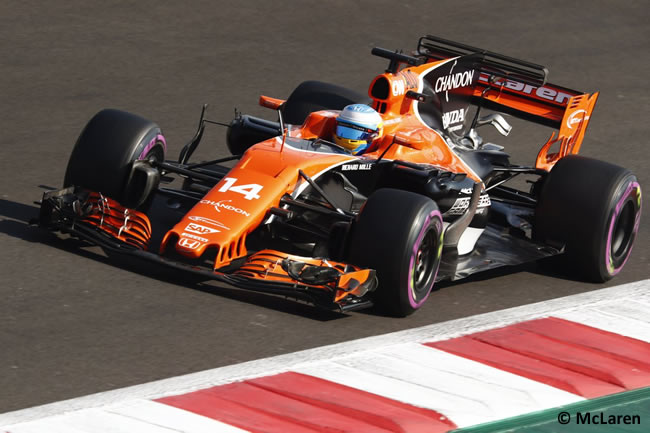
[283,81,370,125]
[64,109,166,205]
[535,155,642,282]
[347,189,444,316]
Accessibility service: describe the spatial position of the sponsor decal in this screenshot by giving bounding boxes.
[200,199,251,217]
[398,70,418,89]
[341,163,372,171]
[188,216,230,230]
[391,78,406,96]
[181,232,209,242]
[566,109,590,129]
[178,238,202,250]
[446,194,492,215]
[383,117,403,125]
[478,73,573,105]
[435,67,475,94]
[442,108,465,130]
[184,222,219,235]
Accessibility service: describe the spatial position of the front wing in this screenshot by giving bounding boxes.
[37,187,377,312]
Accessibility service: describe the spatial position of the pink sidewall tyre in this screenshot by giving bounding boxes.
[347,188,443,316]
[535,155,642,282]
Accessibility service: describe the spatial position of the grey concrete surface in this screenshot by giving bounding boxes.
[1,0,648,413]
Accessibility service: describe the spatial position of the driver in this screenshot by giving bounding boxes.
[333,104,384,155]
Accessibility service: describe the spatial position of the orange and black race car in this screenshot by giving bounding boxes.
[38,35,642,316]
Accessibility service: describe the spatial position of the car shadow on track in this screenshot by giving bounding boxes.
[360,259,594,318]
[434,255,592,288]
[0,198,348,322]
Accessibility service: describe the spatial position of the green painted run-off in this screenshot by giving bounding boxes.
[452,386,649,432]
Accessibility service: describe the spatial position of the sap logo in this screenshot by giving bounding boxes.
[442,108,465,130]
[185,223,219,235]
[392,79,406,96]
[178,238,202,250]
[567,109,590,130]
[435,70,475,94]
[188,216,230,230]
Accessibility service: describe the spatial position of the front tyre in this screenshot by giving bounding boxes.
[64,109,166,206]
[535,155,642,282]
[347,189,444,316]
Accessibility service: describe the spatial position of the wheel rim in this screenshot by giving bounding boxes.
[606,180,642,276]
[611,199,636,264]
[412,228,438,297]
[144,145,164,164]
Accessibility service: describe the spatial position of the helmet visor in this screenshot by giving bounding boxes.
[335,122,376,142]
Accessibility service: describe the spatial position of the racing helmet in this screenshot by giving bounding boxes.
[334,104,383,155]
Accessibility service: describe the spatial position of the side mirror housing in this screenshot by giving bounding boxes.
[393,132,424,150]
[123,160,160,209]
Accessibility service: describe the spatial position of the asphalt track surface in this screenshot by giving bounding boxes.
[1,0,648,414]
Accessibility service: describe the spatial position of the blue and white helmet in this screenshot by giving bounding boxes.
[334,104,384,155]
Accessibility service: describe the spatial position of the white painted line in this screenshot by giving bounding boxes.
[5,400,251,433]
[106,400,249,433]
[5,408,178,433]
[4,418,90,433]
[556,300,650,341]
[1,278,649,426]
[295,343,582,427]
[594,299,650,325]
[300,359,488,426]
[378,344,583,410]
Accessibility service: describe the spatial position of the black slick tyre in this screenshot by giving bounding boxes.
[64,109,166,204]
[282,81,370,125]
[347,189,444,316]
[535,155,642,282]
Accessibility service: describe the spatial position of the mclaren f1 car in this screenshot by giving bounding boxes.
[37,35,642,316]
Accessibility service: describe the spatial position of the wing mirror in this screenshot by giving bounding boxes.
[393,132,424,150]
[122,160,160,209]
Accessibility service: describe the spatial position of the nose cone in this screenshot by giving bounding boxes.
[170,216,231,258]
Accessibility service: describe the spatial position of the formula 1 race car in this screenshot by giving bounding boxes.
[38,35,642,316]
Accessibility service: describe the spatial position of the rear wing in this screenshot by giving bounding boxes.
[416,35,599,170]
[418,35,549,88]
